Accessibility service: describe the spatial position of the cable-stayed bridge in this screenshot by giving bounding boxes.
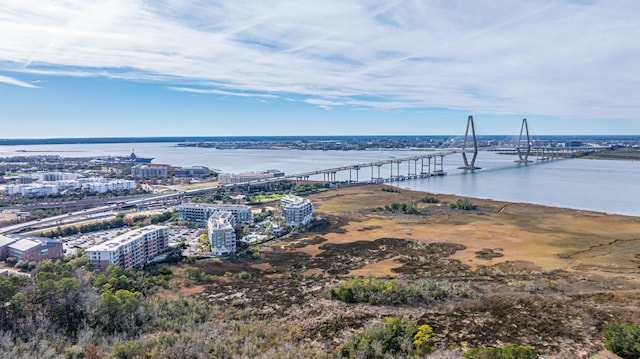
[0,116,606,235]
[285,116,604,184]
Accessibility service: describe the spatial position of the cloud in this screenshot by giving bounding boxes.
[304,98,343,109]
[0,74,40,88]
[170,86,278,99]
[0,1,639,119]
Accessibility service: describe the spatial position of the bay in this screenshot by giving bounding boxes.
[1,143,638,217]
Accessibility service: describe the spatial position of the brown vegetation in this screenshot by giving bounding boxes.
[190,184,640,358]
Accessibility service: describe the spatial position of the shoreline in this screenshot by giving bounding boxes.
[414,188,640,218]
[305,183,640,275]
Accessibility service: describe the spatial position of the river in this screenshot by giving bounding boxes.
[1,143,638,217]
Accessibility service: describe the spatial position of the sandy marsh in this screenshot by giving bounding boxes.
[304,184,640,276]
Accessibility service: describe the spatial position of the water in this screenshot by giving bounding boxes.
[1,143,638,217]
[397,152,640,217]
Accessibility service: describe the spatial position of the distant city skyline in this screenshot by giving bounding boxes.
[1,1,639,138]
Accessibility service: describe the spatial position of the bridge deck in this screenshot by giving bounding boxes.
[286,149,461,178]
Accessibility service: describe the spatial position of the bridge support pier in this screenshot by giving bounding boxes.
[421,157,432,176]
[515,118,533,163]
[371,165,383,183]
[434,155,445,174]
[349,167,360,183]
[407,160,418,178]
[459,115,481,170]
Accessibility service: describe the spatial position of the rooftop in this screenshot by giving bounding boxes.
[208,210,234,229]
[10,239,40,252]
[0,235,17,247]
[282,195,311,206]
[179,203,250,209]
[86,225,168,252]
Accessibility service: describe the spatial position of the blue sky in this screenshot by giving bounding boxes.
[1,1,639,138]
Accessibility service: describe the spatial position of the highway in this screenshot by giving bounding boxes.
[0,183,246,235]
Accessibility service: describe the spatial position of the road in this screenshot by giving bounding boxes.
[0,183,245,235]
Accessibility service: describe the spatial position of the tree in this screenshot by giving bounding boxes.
[97,289,141,334]
[5,256,17,267]
[413,324,435,355]
[463,344,538,359]
[340,316,433,357]
[604,322,640,358]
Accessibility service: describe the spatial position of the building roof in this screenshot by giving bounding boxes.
[179,203,250,210]
[13,234,60,244]
[86,225,168,252]
[10,239,40,252]
[208,210,235,229]
[282,195,312,207]
[0,235,17,248]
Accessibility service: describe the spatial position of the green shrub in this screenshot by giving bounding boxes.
[325,276,473,305]
[5,257,17,267]
[378,201,419,214]
[603,322,640,358]
[158,266,173,276]
[421,196,439,203]
[451,198,477,210]
[463,344,538,359]
[339,316,434,357]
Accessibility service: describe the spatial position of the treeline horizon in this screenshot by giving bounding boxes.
[1,134,637,146]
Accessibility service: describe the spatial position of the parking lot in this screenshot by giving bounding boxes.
[61,225,205,257]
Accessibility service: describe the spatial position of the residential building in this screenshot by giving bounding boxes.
[0,234,63,262]
[79,178,136,193]
[55,180,81,191]
[18,175,34,184]
[131,165,169,178]
[177,203,252,226]
[3,183,58,196]
[218,169,284,184]
[39,172,78,182]
[173,166,210,178]
[85,225,169,271]
[208,210,236,256]
[3,177,135,196]
[282,195,314,227]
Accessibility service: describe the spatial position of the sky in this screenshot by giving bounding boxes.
[1,0,639,138]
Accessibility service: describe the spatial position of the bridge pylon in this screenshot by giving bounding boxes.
[515,118,533,163]
[459,115,481,170]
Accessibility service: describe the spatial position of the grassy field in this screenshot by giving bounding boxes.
[304,184,640,276]
[184,183,640,358]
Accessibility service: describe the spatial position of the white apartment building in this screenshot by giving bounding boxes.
[55,180,82,191]
[86,225,169,270]
[3,183,58,196]
[281,195,314,227]
[177,203,252,226]
[39,172,78,182]
[131,165,169,178]
[3,176,135,196]
[218,169,284,184]
[208,210,236,256]
[80,178,136,193]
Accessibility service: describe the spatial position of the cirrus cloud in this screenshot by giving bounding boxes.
[0,74,40,88]
[0,0,638,120]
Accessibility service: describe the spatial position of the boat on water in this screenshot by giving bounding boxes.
[97,150,154,163]
[122,150,154,163]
